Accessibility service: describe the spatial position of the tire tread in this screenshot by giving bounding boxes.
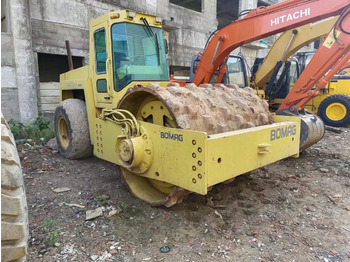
[54,99,93,159]
[318,94,350,127]
[1,113,28,262]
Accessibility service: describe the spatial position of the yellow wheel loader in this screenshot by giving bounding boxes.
[55,2,349,206]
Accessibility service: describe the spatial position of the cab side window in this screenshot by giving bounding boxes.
[94,28,107,74]
[97,79,107,93]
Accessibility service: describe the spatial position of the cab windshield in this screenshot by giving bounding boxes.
[227,56,246,88]
[111,23,169,91]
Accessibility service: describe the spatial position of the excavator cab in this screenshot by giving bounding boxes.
[296,51,317,72]
[226,56,249,87]
[189,54,248,87]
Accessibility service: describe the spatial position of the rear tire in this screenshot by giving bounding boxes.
[318,94,350,127]
[1,113,29,262]
[54,99,93,159]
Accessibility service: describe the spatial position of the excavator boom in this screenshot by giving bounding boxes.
[194,0,349,92]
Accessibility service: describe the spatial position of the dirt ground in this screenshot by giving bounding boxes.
[21,127,350,262]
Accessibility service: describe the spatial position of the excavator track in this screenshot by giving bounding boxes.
[118,82,272,207]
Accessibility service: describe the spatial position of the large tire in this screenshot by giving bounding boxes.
[1,113,29,261]
[318,94,350,127]
[54,99,93,159]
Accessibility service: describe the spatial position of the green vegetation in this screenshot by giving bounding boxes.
[43,218,55,230]
[94,195,107,202]
[48,231,58,247]
[8,116,55,143]
[42,218,59,246]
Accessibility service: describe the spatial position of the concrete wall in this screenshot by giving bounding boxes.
[26,0,219,119]
[28,0,213,68]
[166,0,217,67]
[1,0,38,124]
[29,0,109,60]
[1,33,19,120]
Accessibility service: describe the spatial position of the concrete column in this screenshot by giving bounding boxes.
[9,0,38,124]
[202,0,218,35]
[239,0,256,12]
[203,0,217,15]
[156,0,169,18]
[145,0,157,14]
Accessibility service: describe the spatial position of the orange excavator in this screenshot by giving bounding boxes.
[192,0,350,114]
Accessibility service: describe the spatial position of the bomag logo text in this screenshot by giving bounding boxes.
[270,125,297,141]
[160,131,183,142]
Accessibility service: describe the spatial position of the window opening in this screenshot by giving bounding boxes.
[257,0,270,7]
[170,0,202,12]
[94,28,107,74]
[97,79,107,93]
[314,39,323,49]
[37,53,83,82]
[217,0,239,29]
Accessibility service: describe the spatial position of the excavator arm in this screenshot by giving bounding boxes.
[193,0,350,102]
[211,17,338,88]
[279,7,350,111]
[252,16,338,89]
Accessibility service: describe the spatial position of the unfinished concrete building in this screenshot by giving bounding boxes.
[1,0,316,123]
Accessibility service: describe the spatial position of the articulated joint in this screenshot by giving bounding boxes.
[116,131,153,174]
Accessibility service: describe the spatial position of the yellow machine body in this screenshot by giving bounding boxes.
[57,10,322,206]
[60,61,302,194]
[60,10,168,146]
[93,113,299,195]
[305,71,350,113]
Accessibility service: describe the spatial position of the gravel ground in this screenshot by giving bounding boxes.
[21,127,350,262]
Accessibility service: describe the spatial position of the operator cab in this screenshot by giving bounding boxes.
[111,22,169,91]
[90,10,169,106]
[189,54,248,87]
